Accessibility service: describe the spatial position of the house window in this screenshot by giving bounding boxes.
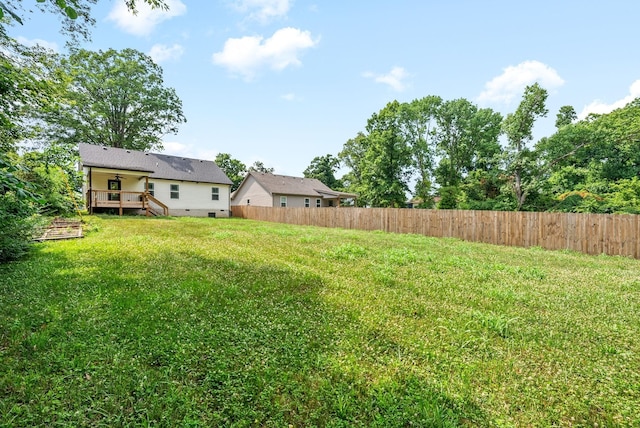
[147,182,154,197]
[170,184,179,199]
[247,199,250,205]
[211,187,219,201]
[304,198,310,207]
[280,196,287,207]
[316,199,321,208]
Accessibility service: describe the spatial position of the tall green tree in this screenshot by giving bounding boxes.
[398,96,442,207]
[433,98,503,188]
[215,153,246,192]
[1,42,29,151]
[339,132,368,204]
[36,48,185,152]
[303,154,342,189]
[0,41,60,153]
[502,83,548,210]
[351,101,412,207]
[1,0,171,148]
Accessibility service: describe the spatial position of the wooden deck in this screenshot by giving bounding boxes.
[87,190,169,216]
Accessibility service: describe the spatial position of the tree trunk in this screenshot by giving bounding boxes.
[514,169,526,210]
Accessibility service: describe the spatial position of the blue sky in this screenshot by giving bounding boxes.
[10,0,640,177]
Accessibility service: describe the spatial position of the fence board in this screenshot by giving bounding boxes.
[230,206,640,259]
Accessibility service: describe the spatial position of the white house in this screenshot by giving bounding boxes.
[78,143,233,217]
[231,171,357,208]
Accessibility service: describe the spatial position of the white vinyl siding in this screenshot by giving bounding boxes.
[230,175,273,207]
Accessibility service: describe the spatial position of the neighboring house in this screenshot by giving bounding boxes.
[406,197,422,209]
[231,171,357,208]
[78,143,233,217]
[406,197,440,208]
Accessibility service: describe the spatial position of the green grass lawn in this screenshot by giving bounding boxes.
[1,216,639,427]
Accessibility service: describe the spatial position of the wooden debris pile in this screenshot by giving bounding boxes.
[36,217,83,241]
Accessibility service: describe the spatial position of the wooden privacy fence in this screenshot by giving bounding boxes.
[231,206,640,259]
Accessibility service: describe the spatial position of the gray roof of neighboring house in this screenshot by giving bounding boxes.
[78,143,233,185]
[240,171,357,198]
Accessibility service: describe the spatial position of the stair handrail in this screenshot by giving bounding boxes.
[144,193,169,216]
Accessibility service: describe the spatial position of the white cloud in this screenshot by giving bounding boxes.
[148,43,184,63]
[107,0,187,36]
[15,36,59,52]
[281,93,296,101]
[578,80,640,119]
[212,27,318,80]
[478,60,565,104]
[363,66,410,92]
[232,0,292,23]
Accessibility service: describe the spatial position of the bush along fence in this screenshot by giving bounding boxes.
[231,206,640,259]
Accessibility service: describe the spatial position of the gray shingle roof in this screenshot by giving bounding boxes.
[246,171,357,198]
[78,143,233,185]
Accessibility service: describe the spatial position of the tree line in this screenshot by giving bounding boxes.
[303,86,640,214]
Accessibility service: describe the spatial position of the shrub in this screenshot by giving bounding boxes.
[0,155,42,262]
[27,165,78,215]
[0,191,39,262]
[437,186,460,209]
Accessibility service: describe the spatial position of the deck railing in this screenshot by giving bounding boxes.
[88,190,168,216]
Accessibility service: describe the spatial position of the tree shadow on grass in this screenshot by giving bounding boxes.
[1,244,490,427]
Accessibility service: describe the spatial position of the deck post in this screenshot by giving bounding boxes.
[145,176,150,216]
[88,167,93,214]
